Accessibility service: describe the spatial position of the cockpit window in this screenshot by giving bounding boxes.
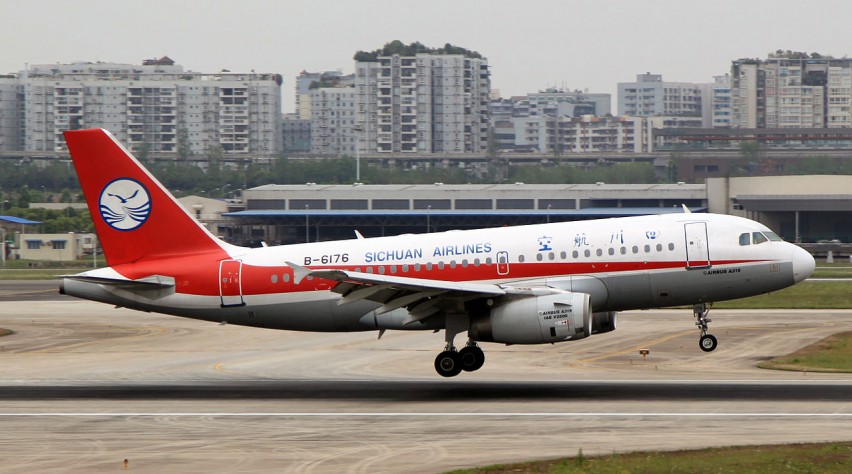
[764,231,783,242]
[752,232,768,244]
[739,233,750,246]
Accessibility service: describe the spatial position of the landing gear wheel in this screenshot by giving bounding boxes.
[699,334,718,352]
[459,345,485,372]
[434,351,463,377]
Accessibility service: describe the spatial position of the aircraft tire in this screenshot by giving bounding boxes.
[435,351,463,377]
[459,346,485,372]
[699,334,718,352]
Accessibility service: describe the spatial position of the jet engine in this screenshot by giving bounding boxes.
[470,292,592,344]
[591,311,618,334]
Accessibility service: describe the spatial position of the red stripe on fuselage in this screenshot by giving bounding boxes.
[112,258,767,298]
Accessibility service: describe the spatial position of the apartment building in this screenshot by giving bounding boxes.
[355,51,490,154]
[731,56,852,129]
[701,74,732,128]
[618,73,704,117]
[310,85,357,155]
[4,58,282,158]
[0,78,24,152]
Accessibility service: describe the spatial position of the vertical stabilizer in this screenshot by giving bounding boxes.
[64,128,231,266]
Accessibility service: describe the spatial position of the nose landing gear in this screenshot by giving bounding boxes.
[694,302,718,352]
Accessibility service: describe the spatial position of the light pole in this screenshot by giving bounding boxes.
[305,204,309,243]
[426,205,431,233]
[353,123,363,183]
[0,228,6,267]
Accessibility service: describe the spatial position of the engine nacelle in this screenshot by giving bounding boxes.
[591,311,618,334]
[470,292,592,344]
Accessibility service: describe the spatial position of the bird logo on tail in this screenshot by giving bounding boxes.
[98,178,152,231]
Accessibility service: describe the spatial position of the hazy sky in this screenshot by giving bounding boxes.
[3,0,851,112]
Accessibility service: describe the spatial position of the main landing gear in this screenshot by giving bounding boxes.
[693,302,718,352]
[435,313,486,377]
[434,341,485,377]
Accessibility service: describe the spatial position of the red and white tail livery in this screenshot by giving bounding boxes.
[61,128,815,377]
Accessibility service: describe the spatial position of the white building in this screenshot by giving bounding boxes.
[310,86,357,155]
[4,58,282,158]
[700,74,732,128]
[618,73,704,118]
[18,232,89,261]
[355,52,490,154]
[731,56,852,129]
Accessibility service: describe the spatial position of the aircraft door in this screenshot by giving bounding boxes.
[496,251,510,275]
[684,222,710,269]
[219,259,245,307]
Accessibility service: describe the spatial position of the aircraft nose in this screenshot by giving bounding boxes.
[791,245,815,283]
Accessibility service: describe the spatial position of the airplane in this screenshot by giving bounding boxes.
[60,128,816,377]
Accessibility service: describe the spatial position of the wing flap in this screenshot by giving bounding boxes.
[285,261,505,308]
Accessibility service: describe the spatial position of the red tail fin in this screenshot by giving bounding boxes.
[64,128,231,266]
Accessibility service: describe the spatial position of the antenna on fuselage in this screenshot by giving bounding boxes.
[681,204,691,214]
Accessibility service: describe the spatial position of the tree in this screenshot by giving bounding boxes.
[177,128,192,161]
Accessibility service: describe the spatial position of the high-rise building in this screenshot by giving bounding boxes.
[618,73,704,117]
[294,70,354,120]
[310,85,357,155]
[703,74,732,128]
[731,55,852,129]
[355,49,490,154]
[0,78,24,152]
[4,58,283,157]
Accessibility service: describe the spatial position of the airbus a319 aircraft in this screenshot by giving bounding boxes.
[61,129,816,377]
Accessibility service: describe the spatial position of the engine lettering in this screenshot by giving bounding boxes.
[702,268,741,275]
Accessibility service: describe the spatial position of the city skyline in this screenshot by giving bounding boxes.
[3,0,851,113]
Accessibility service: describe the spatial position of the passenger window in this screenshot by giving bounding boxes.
[739,233,750,246]
[752,232,768,244]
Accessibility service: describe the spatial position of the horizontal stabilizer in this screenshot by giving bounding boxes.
[62,274,176,290]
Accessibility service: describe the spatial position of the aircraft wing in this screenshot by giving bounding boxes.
[286,261,507,321]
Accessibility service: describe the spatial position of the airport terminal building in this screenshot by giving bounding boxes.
[219,175,852,248]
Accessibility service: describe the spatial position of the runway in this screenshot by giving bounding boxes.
[1,281,851,473]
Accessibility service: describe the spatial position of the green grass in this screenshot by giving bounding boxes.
[448,442,852,473]
[0,258,103,280]
[713,281,852,309]
[759,331,852,373]
[813,260,852,279]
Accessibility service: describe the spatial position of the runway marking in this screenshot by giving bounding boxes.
[1,412,851,418]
